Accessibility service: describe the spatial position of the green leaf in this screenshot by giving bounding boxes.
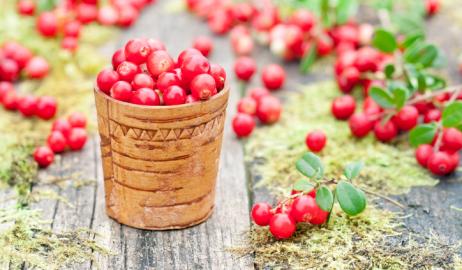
[370,86,395,109]
[293,179,314,192]
[424,74,446,90]
[402,32,425,49]
[296,152,324,179]
[392,88,409,109]
[299,43,318,74]
[384,64,395,79]
[336,181,367,216]
[409,123,437,147]
[344,161,364,180]
[372,29,397,53]
[442,102,462,128]
[38,0,59,11]
[336,0,358,24]
[316,186,334,212]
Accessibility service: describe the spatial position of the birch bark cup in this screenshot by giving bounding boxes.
[94,87,229,230]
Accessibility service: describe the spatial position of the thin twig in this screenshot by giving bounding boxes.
[360,186,406,209]
[407,84,462,105]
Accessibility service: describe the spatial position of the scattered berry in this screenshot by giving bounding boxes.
[34,146,54,168]
[232,113,255,137]
[256,95,282,124]
[306,130,327,152]
[261,64,286,90]
[251,203,273,226]
[331,95,356,120]
[269,213,296,239]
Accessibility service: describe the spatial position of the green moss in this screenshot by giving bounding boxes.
[246,82,437,196]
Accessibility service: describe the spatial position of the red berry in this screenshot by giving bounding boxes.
[0,82,14,100]
[0,59,19,81]
[442,128,462,152]
[349,113,373,138]
[374,120,398,142]
[207,9,233,35]
[316,36,334,57]
[256,95,282,124]
[427,151,453,175]
[306,130,327,152]
[7,44,32,69]
[180,54,210,84]
[177,48,201,68]
[261,64,285,90]
[18,95,37,117]
[394,106,419,131]
[237,97,257,116]
[157,72,181,94]
[334,50,357,76]
[18,0,35,16]
[131,88,160,105]
[251,203,273,226]
[424,109,442,123]
[145,38,166,52]
[249,87,270,102]
[34,146,54,168]
[76,3,98,24]
[232,113,255,138]
[110,81,133,102]
[192,36,213,57]
[331,95,356,120]
[209,63,226,91]
[234,57,256,81]
[185,94,199,104]
[112,49,126,70]
[426,0,440,16]
[24,57,49,79]
[61,37,79,52]
[68,112,87,128]
[52,119,72,138]
[289,9,315,32]
[131,73,154,90]
[269,213,296,239]
[448,152,460,172]
[117,61,140,82]
[63,21,82,37]
[67,128,88,151]
[147,50,174,78]
[363,97,382,116]
[291,195,328,225]
[415,144,433,167]
[47,131,67,153]
[337,66,360,93]
[36,96,57,120]
[190,74,217,100]
[2,90,18,110]
[124,39,151,64]
[354,47,380,72]
[98,6,119,26]
[163,85,187,106]
[97,69,120,94]
[117,5,139,27]
[37,12,58,37]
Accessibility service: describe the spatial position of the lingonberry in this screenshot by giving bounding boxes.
[52,119,72,138]
[131,88,161,106]
[374,120,398,142]
[9,45,32,69]
[232,113,255,138]
[337,66,360,93]
[33,146,54,168]
[117,61,140,82]
[291,194,329,225]
[442,128,462,152]
[251,202,273,226]
[256,95,282,124]
[157,72,181,94]
[331,95,356,120]
[0,59,19,81]
[334,50,357,76]
[209,63,226,91]
[163,85,187,105]
[394,106,419,131]
[67,128,88,151]
[98,6,119,26]
[306,130,327,152]
[37,12,58,37]
[316,36,334,57]
[363,97,382,116]
[18,95,38,117]
[61,37,79,52]
[124,39,151,65]
[2,90,18,110]
[269,213,296,239]
[180,54,210,84]
[190,73,217,100]
[131,73,155,90]
[177,48,201,68]
[237,97,257,116]
[0,82,13,100]
[424,109,442,123]
[68,112,87,128]
[18,0,35,16]
[47,131,67,153]
[63,21,82,38]
[24,57,49,79]
[111,81,133,102]
[112,49,126,70]
[207,9,233,35]
[415,144,433,167]
[448,152,460,172]
[192,36,214,57]
[97,69,120,94]
[234,57,256,81]
[427,151,453,175]
[145,38,166,52]
[349,113,373,138]
[147,50,175,78]
[261,64,286,90]
[185,94,199,104]
[354,47,380,72]
[289,9,315,32]
[76,3,98,24]
[249,87,270,102]
[36,96,57,120]
[117,5,139,28]
[426,0,440,16]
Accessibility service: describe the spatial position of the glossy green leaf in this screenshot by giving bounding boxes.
[344,161,364,180]
[336,181,367,216]
[442,102,462,128]
[372,29,397,53]
[296,152,324,179]
[370,86,395,109]
[409,123,437,147]
[392,88,409,109]
[336,0,358,24]
[402,32,425,49]
[300,43,318,74]
[316,186,334,212]
[293,179,314,192]
[384,64,395,79]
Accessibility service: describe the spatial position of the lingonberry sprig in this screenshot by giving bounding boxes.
[251,152,367,240]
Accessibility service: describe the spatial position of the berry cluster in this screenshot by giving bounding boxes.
[97,38,227,105]
[251,152,366,239]
[34,112,88,168]
[20,0,155,52]
[0,42,49,82]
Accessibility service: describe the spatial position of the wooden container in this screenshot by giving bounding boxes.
[94,87,229,230]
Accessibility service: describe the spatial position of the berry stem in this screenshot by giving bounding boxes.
[360,186,406,209]
[407,84,462,105]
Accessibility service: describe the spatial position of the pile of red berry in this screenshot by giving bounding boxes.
[251,189,329,239]
[0,42,50,82]
[34,112,88,168]
[96,38,226,106]
[18,0,155,52]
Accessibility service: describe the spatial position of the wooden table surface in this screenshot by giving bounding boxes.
[3,1,462,269]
